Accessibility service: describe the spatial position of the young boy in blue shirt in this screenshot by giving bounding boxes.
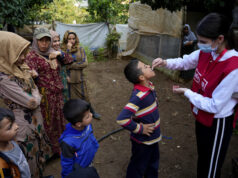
[117,59,162,178]
[59,99,99,178]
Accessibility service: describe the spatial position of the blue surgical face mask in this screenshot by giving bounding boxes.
[197,42,218,53]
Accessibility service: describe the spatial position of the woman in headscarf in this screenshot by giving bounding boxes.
[0,31,52,177]
[25,27,66,155]
[180,24,198,80]
[50,30,73,103]
[61,30,101,119]
[182,24,197,55]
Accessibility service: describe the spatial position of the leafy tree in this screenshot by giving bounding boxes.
[39,0,89,24]
[0,0,52,29]
[86,0,129,24]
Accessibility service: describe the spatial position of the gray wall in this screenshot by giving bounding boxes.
[134,34,181,63]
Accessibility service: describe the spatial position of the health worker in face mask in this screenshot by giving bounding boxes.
[152,13,238,178]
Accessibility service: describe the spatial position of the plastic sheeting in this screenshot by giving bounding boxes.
[115,24,129,51]
[55,22,109,49]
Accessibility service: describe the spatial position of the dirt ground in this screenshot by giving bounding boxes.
[3,58,237,178]
[42,58,238,178]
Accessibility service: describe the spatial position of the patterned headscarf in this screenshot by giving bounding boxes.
[0,31,33,85]
[61,30,80,53]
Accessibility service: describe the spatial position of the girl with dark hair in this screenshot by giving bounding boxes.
[152,13,238,178]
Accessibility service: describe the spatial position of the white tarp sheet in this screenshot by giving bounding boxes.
[55,22,109,49]
[115,24,129,51]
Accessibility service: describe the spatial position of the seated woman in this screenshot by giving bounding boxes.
[25,27,66,155]
[0,31,52,177]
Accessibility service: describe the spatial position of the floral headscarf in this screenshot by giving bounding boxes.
[61,30,80,53]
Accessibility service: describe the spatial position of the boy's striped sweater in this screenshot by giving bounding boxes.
[117,82,161,145]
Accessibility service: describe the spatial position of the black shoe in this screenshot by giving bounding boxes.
[93,112,101,120]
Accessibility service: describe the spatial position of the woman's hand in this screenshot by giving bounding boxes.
[152,58,167,70]
[66,76,71,83]
[173,87,189,94]
[49,51,61,60]
[67,42,72,50]
[29,69,38,78]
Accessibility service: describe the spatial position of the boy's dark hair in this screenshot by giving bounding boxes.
[0,108,15,127]
[196,13,231,40]
[63,99,90,125]
[124,59,143,84]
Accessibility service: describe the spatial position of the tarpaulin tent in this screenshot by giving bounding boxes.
[55,22,109,50]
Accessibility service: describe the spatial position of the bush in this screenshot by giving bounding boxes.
[82,45,108,63]
[106,31,121,58]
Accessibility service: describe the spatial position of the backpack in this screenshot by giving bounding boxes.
[0,152,20,178]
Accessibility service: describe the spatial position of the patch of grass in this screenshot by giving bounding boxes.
[82,45,94,63]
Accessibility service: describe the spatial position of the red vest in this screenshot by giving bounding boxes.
[191,50,238,127]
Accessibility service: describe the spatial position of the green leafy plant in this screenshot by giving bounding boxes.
[106,31,121,58]
[0,0,52,28]
[85,0,129,24]
[40,0,89,24]
[82,45,94,63]
[82,46,108,63]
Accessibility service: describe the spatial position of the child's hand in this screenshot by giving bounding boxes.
[142,123,155,136]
